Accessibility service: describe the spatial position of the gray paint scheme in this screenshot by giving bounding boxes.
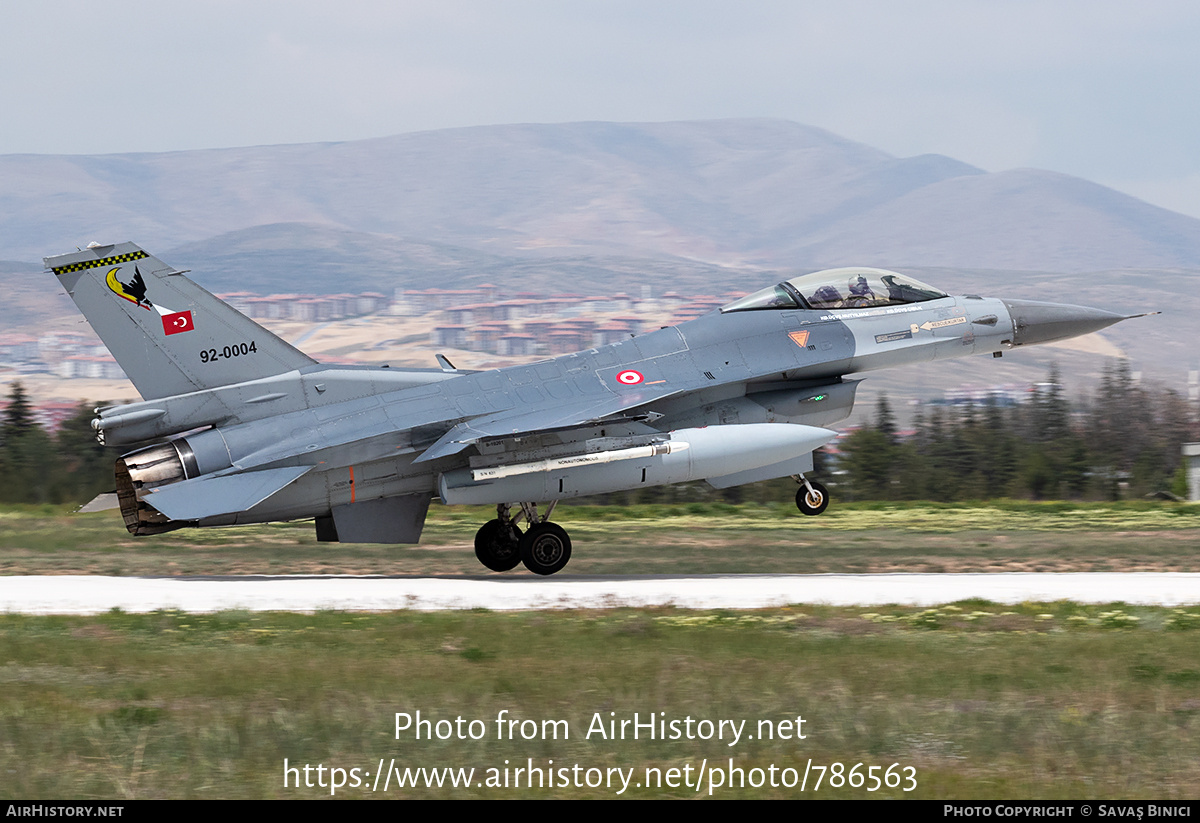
[44,243,1132,557]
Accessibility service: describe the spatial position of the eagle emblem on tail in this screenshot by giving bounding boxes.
[105,265,153,310]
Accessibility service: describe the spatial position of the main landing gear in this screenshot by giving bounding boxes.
[474,502,572,576]
[793,475,830,516]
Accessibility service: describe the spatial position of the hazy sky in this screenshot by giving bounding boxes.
[5,1,1200,217]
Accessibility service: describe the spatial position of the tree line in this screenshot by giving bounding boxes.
[836,361,1197,501]
[0,382,117,505]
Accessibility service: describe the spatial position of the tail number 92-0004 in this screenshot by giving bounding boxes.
[200,341,258,363]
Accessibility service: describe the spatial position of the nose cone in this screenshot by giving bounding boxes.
[1002,299,1126,346]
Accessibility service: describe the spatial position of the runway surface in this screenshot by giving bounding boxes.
[3,573,1200,614]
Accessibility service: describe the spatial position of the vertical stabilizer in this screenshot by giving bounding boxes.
[45,243,316,400]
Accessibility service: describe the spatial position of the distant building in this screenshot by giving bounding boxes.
[471,322,512,354]
[406,279,671,357]
[396,288,491,316]
[57,355,126,380]
[1184,444,1200,502]
[219,291,392,321]
[546,329,588,354]
[0,334,40,364]
[35,401,84,431]
[431,326,468,349]
[932,386,1027,408]
[497,334,535,356]
[670,297,723,323]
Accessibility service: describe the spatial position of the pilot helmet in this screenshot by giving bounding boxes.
[812,285,842,304]
[849,275,871,296]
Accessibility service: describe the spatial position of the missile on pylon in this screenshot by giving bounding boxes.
[438,423,838,505]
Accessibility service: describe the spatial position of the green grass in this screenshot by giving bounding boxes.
[1,501,1198,577]
[5,501,1199,798]
[4,603,1200,798]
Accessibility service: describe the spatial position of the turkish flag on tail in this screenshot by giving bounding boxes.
[162,311,194,335]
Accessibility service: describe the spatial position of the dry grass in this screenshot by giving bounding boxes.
[3,604,1200,798]
[0,501,1197,577]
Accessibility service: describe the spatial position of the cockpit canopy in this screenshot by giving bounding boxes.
[721,267,948,313]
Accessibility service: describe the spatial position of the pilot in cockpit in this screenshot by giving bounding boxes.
[809,285,844,308]
[846,275,878,307]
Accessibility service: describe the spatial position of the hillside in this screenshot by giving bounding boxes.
[6,119,1200,282]
[2,119,1193,410]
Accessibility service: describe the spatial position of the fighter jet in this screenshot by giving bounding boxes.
[46,243,1138,575]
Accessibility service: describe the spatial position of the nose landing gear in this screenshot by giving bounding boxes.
[793,476,829,516]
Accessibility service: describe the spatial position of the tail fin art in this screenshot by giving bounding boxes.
[45,243,316,400]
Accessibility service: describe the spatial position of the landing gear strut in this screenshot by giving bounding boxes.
[473,502,572,575]
[793,475,830,516]
[473,505,523,572]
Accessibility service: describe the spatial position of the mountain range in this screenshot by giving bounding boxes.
[1,119,1193,397]
[4,119,1200,296]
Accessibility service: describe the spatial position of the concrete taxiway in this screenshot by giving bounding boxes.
[2,573,1200,614]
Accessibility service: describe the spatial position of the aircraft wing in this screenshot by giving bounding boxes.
[415,383,685,463]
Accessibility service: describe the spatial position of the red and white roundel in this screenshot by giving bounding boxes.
[616,369,644,385]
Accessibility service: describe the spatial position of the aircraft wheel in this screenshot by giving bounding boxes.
[519,522,572,576]
[474,519,523,572]
[796,481,830,516]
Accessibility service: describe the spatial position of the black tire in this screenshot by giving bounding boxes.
[519,522,572,576]
[474,519,523,572]
[796,481,830,516]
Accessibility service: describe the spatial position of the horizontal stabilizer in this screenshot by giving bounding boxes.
[144,465,312,521]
